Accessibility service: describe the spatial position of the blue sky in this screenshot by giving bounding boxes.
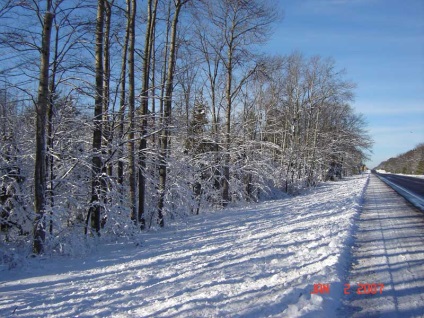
[265,0,424,168]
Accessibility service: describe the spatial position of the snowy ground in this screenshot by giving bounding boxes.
[0,175,369,318]
[340,175,424,317]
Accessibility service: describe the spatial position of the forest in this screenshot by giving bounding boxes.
[0,0,372,256]
[376,144,424,175]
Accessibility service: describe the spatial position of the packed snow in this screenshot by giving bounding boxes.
[340,175,424,317]
[0,175,369,317]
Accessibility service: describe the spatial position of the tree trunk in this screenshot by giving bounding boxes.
[157,0,184,227]
[33,7,54,254]
[86,0,105,235]
[117,0,131,189]
[222,43,233,206]
[46,16,59,235]
[103,0,113,177]
[127,0,137,223]
[138,0,158,229]
[158,1,171,145]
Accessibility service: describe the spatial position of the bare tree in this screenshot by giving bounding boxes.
[157,0,188,227]
[117,0,131,189]
[206,0,277,205]
[86,0,105,235]
[102,0,114,177]
[0,0,375,248]
[46,0,91,234]
[0,0,14,18]
[128,0,137,223]
[139,0,159,229]
[33,0,54,254]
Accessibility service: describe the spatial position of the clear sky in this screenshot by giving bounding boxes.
[265,0,424,168]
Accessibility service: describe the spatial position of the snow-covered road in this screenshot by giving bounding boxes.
[340,174,424,317]
[1,176,369,317]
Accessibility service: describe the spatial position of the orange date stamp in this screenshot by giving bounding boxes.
[311,283,384,295]
[343,283,384,295]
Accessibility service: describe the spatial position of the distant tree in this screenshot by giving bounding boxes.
[376,143,424,175]
[416,159,424,175]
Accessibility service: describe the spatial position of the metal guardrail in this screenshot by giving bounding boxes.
[375,173,424,211]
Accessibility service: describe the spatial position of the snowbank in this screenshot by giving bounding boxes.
[0,175,369,317]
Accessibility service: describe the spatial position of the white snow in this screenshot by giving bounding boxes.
[340,175,424,317]
[395,173,424,179]
[0,175,369,317]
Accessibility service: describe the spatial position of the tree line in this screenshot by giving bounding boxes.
[0,0,372,255]
[376,144,424,175]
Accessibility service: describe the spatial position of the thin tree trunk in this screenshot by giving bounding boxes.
[138,0,158,229]
[86,0,105,235]
[117,0,131,189]
[127,0,137,223]
[46,17,59,235]
[222,43,233,206]
[157,0,184,227]
[151,32,156,144]
[103,0,113,177]
[33,4,53,254]
[158,1,171,144]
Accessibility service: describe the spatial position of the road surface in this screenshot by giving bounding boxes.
[376,173,424,211]
[377,173,424,198]
[339,174,424,317]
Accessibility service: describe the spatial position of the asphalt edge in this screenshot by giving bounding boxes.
[375,173,424,212]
